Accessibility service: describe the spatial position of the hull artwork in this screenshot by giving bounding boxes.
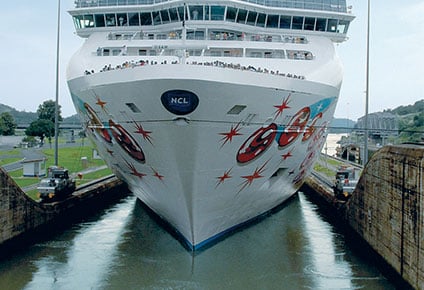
[67,0,354,249]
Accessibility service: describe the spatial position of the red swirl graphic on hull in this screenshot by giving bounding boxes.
[109,119,145,162]
[84,103,112,143]
[236,123,277,164]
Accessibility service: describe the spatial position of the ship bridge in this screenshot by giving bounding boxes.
[75,0,349,13]
[70,0,354,42]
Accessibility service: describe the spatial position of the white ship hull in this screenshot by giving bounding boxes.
[68,64,339,249]
[67,0,353,249]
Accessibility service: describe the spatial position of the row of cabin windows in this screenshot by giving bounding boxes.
[73,5,350,33]
[107,30,307,44]
[99,47,313,60]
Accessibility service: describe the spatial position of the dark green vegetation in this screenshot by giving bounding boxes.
[0,112,17,136]
[391,100,424,143]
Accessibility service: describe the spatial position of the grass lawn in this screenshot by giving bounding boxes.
[0,157,22,166]
[42,145,106,173]
[314,163,336,179]
[3,143,113,199]
[75,167,113,186]
[0,148,23,166]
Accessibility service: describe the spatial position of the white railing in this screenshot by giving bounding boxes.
[75,0,348,13]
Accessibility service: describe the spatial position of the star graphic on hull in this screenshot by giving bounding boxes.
[219,123,243,148]
[133,122,153,145]
[125,160,146,179]
[281,151,293,161]
[216,168,233,188]
[95,96,107,111]
[238,161,269,193]
[151,167,164,181]
[273,95,291,120]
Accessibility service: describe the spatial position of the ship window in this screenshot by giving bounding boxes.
[152,11,161,25]
[169,8,179,22]
[271,168,287,178]
[139,49,147,56]
[236,9,247,24]
[103,49,110,56]
[287,50,313,60]
[188,50,202,56]
[190,5,203,20]
[256,13,266,27]
[208,50,221,57]
[266,14,279,28]
[211,6,225,21]
[84,15,95,28]
[304,17,315,30]
[226,7,237,22]
[246,11,257,26]
[247,50,262,58]
[125,103,141,113]
[227,105,246,115]
[177,6,188,21]
[73,16,83,29]
[160,10,170,23]
[149,50,157,56]
[327,19,338,32]
[112,49,121,56]
[95,14,105,27]
[205,5,210,20]
[292,17,304,30]
[106,14,116,26]
[128,13,139,26]
[316,18,326,31]
[280,16,291,29]
[140,12,152,26]
[338,20,349,33]
[117,13,127,26]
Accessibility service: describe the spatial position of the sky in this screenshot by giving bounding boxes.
[0,1,423,121]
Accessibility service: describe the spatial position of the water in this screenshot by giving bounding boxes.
[0,192,394,290]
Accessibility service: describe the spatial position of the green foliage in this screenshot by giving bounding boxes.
[25,119,54,142]
[0,112,17,135]
[37,100,63,123]
[0,103,38,124]
[413,112,424,127]
[386,99,424,116]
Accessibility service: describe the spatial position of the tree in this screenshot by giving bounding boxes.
[413,112,424,127]
[25,119,55,146]
[37,100,63,123]
[0,112,17,136]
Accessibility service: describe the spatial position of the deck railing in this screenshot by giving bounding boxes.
[74,0,348,13]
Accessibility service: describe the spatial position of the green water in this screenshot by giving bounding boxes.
[0,192,394,290]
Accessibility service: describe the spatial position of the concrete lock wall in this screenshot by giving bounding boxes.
[0,167,54,244]
[0,166,127,248]
[345,145,424,290]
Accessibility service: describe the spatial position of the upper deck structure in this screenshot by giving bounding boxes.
[70,0,354,42]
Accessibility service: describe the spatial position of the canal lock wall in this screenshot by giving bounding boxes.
[0,166,128,252]
[306,144,424,290]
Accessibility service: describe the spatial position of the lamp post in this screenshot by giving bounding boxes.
[54,0,61,166]
[363,0,370,165]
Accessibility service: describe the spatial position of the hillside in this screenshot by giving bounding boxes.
[0,103,79,125]
[0,104,38,125]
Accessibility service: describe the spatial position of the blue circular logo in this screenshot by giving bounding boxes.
[161,90,199,115]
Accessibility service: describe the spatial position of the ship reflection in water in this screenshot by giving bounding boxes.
[0,192,394,289]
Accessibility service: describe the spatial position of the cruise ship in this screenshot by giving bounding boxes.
[67,0,354,250]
